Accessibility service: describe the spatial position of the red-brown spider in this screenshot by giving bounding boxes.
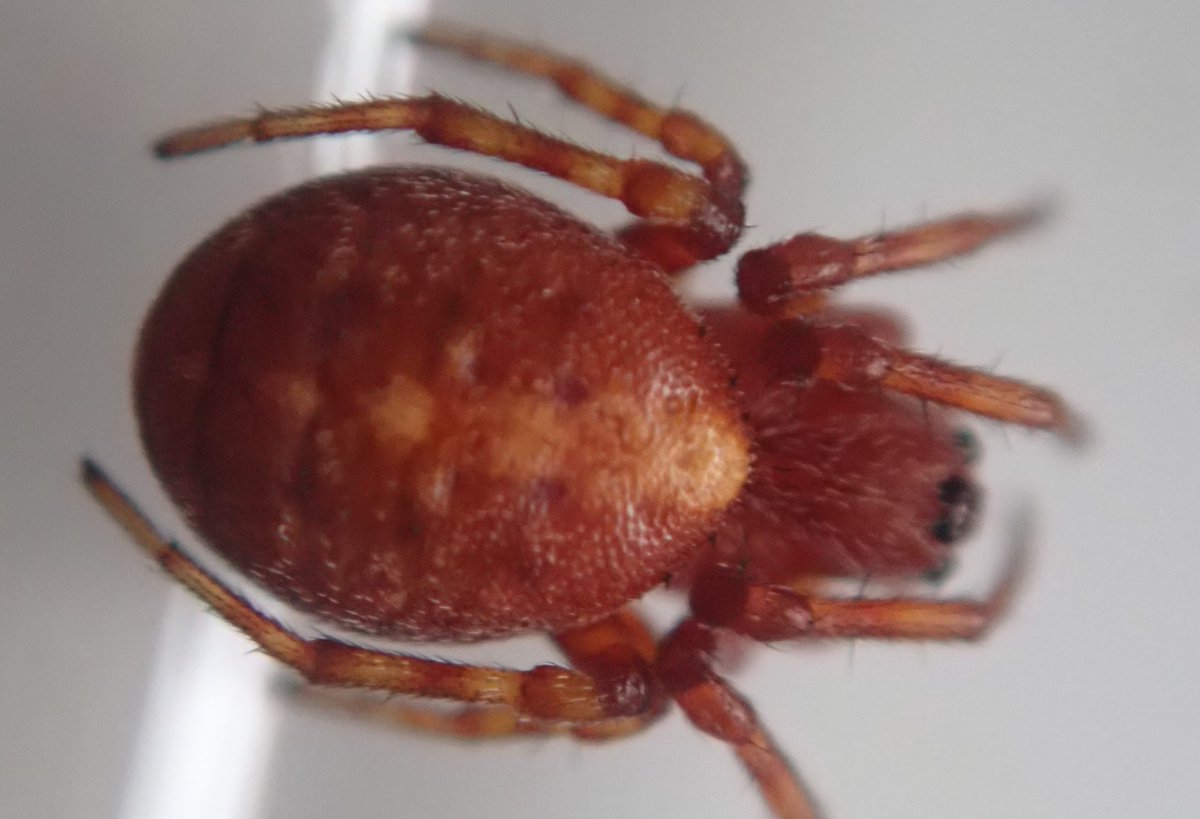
[83,23,1073,819]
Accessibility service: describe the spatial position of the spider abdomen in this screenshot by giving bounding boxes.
[136,166,751,640]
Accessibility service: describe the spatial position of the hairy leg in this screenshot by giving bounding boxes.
[792,321,1075,435]
[82,460,659,725]
[155,23,746,270]
[290,608,668,741]
[737,206,1043,315]
[413,23,746,197]
[689,529,1026,643]
[657,620,821,819]
[732,210,1076,437]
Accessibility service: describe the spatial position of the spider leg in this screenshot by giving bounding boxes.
[793,321,1076,436]
[293,688,661,742]
[662,534,1026,819]
[552,606,670,738]
[657,619,822,819]
[689,527,1027,643]
[289,685,564,738]
[82,460,659,725]
[737,206,1044,315]
[412,22,749,273]
[730,297,1072,436]
[412,23,746,197]
[154,24,746,270]
[153,96,725,231]
[731,206,1077,437]
[287,608,667,742]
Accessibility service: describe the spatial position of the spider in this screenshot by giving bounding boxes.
[83,22,1073,819]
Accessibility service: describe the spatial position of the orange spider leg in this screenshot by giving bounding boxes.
[412,21,749,274]
[288,685,563,739]
[315,699,658,743]
[689,531,1026,643]
[412,22,751,271]
[291,608,668,742]
[82,460,658,725]
[734,214,1074,436]
[412,22,747,198]
[154,24,746,270]
[657,620,821,819]
[553,606,670,739]
[737,206,1044,315]
[658,538,1026,819]
[801,321,1075,436]
[153,96,736,242]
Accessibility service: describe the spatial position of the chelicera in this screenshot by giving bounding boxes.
[84,23,1073,819]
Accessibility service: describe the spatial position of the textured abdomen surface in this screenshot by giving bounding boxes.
[136,167,750,639]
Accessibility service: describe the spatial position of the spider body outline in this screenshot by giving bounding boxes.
[84,23,1072,818]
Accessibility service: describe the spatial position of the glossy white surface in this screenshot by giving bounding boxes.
[3,2,1198,817]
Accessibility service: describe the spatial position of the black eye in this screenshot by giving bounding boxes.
[938,475,972,506]
[930,475,979,544]
[930,517,956,544]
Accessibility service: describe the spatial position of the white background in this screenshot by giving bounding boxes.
[3,1,1198,817]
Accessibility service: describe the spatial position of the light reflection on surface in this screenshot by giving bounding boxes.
[314,0,431,176]
[116,3,430,818]
[117,594,280,819]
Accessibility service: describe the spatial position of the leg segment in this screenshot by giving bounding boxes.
[733,206,1076,437]
[553,606,669,739]
[663,539,1023,819]
[154,96,736,245]
[289,608,667,742]
[737,206,1043,315]
[689,531,1026,643]
[82,460,657,725]
[417,23,748,271]
[413,22,748,270]
[293,692,660,742]
[289,685,564,739]
[413,23,747,198]
[657,620,821,819]
[795,321,1076,435]
[155,24,746,268]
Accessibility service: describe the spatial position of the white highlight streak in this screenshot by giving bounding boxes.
[118,4,431,819]
[118,595,279,819]
[314,0,432,176]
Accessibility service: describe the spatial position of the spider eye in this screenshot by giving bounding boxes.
[952,428,981,464]
[930,474,979,544]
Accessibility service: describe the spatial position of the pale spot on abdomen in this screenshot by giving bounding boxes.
[367,374,435,454]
